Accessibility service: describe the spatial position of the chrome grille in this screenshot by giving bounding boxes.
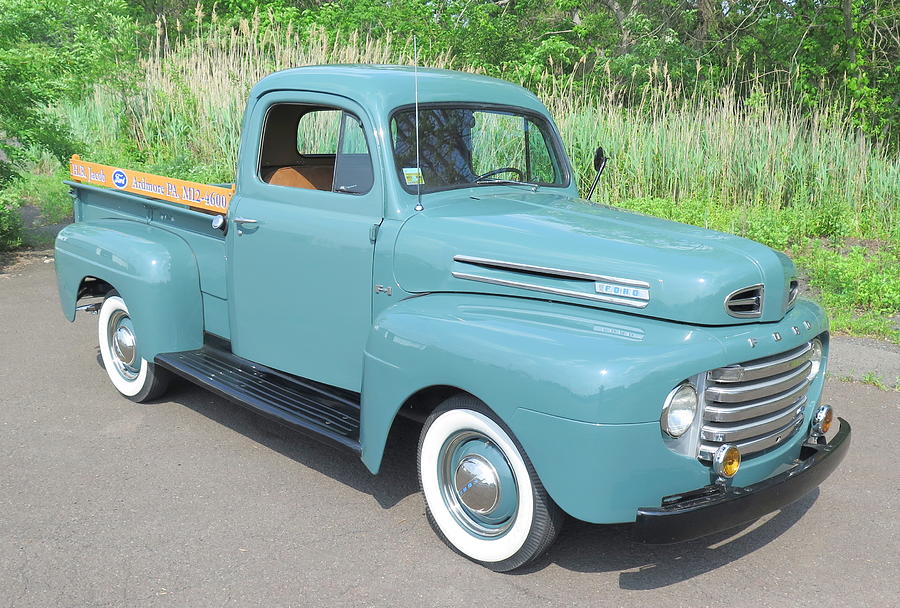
[699,342,814,461]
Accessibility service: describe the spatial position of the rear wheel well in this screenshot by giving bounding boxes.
[77,276,114,300]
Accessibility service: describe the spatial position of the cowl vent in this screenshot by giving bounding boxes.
[725,284,764,318]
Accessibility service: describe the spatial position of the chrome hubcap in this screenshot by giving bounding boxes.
[455,455,500,514]
[113,326,136,367]
[107,310,139,381]
[438,430,518,538]
[456,454,500,515]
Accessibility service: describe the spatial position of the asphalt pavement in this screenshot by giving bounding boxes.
[1,252,898,607]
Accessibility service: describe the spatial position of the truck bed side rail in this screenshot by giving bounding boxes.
[69,155,233,214]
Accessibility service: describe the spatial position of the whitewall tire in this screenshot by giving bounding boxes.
[97,294,170,402]
[417,395,564,571]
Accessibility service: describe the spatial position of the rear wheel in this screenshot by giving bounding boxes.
[97,294,170,402]
[417,395,563,571]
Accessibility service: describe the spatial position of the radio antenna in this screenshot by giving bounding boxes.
[413,36,424,212]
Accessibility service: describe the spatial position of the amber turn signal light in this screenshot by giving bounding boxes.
[812,404,834,436]
[713,444,741,479]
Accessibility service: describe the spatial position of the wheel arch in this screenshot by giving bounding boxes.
[358,292,622,475]
[397,384,470,423]
[76,275,115,300]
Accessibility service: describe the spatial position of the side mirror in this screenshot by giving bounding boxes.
[587,146,608,200]
[593,147,607,172]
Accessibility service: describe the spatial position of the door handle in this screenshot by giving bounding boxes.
[233,217,258,224]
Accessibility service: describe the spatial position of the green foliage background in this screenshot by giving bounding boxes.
[0,0,897,340]
[0,0,136,180]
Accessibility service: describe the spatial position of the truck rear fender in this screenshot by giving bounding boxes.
[55,219,204,360]
[359,293,727,478]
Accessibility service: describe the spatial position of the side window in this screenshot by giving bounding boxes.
[258,104,374,195]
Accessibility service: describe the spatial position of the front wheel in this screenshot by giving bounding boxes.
[97,294,170,402]
[417,395,564,571]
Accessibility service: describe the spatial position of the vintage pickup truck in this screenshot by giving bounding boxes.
[55,65,850,571]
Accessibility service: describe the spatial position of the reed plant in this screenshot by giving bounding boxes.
[58,16,899,238]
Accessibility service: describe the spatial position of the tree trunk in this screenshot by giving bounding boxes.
[842,0,857,65]
[696,0,721,43]
[599,0,639,53]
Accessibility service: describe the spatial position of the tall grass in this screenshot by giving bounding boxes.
[562,99,897,226]
[57,16,899,242]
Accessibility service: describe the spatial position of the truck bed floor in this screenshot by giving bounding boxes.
[155,342,362,454]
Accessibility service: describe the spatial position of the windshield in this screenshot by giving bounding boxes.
[390,105,568,193]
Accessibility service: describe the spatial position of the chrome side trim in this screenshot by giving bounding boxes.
[451,271,650,308]
[453,255,650,288]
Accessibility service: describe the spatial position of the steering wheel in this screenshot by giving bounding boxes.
[474,167,525,181]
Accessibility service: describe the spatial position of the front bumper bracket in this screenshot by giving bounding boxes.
[634,417,851,544]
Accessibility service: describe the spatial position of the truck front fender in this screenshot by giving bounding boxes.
[359,293,726,475]
[55,219,203,360]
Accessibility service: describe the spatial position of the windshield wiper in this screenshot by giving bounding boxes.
[474,178,540,192]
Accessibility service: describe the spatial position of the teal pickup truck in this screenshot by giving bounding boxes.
[55,65,850,571]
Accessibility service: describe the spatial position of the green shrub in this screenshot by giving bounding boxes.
[0,192,22,251]
[15,171,71,224]
[0,0,137,178]
[796,243,900,315]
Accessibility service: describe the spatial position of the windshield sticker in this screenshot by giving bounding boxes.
[403,168,424,185]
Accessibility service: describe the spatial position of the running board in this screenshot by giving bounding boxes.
[155,345,361,454]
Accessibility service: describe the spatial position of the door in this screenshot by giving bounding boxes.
[226,92,381,391]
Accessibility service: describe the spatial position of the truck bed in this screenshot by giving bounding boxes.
[67,179,232,339]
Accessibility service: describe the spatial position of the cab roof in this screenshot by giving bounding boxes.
[250,64,549,116]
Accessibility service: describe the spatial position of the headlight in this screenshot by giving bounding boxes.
[808,338,823,377]
[661,383,698,437]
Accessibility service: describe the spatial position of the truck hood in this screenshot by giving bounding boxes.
[393,192,797,325]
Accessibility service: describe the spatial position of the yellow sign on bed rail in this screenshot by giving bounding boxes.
[69,155,234,214]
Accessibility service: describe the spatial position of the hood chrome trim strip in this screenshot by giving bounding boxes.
[453,255,650,288]
[451,271,650,308]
